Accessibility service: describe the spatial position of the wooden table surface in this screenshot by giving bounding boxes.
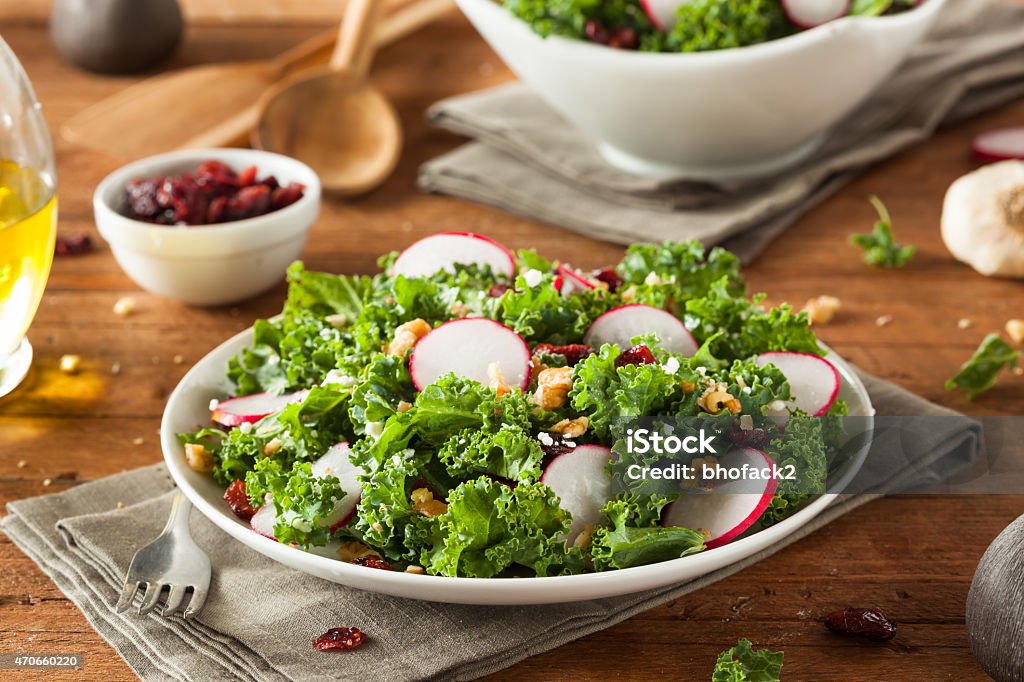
[1,8,1022,681]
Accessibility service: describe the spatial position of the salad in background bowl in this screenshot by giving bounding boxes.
[162,233,873,604]
[455,0,945,179]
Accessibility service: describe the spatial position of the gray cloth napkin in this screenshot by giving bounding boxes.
[1,370,979,682]
[419,0,1024,263]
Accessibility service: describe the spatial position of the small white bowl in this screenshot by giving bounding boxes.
[456,0,946,180]
[94,148,321,307]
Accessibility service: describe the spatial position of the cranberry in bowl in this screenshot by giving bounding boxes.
[94,148,321,306]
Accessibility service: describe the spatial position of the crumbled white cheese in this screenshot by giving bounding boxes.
[208,398,220,411]
[321,369,356,387]
[741,386,752,394]
[644,272,663,286]
[662,357,680,375]
[291,518,313,533]
[537,432,554,446]
[523,268,543,288]
[402,448,416,459]
[366,421,384,439]
[696,366,707,376]
[739,415,754,431]
[239,422,253,434]
[767,400,788,413]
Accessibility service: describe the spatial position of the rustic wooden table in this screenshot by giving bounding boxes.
[1,7,1021,681]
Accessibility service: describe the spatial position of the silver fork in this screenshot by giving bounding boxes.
[115,491,212,619]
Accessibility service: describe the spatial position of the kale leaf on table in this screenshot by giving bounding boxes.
[946,334,1021,400]
[712,638,784,681]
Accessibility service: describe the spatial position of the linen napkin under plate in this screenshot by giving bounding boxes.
[419,0,1024,263]
[1,369,980,682]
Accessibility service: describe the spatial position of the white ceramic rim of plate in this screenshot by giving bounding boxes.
[161,324,873,605]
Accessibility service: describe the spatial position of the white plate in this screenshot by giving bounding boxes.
[161,327,873,605]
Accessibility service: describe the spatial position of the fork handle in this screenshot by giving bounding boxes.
[162,492,193,537]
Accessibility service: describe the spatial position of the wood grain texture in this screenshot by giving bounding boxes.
[0,8,1022,681]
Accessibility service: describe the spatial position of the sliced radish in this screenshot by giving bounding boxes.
[391,232,515,279]
[311,442,364,531]
[249,496,277,540]
[409,318,531,392]
[755,351,840,417]
[972,128,1024,163]
[211,390,308,427]
[584,304,698,356]
[662,447,778,549]
[540,444,614,542]
[556,263,597,296]
[782,0,850,28]
[640,0,689,31]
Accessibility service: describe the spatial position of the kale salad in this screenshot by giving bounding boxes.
[179,234,851,578]
[501,0,923,54]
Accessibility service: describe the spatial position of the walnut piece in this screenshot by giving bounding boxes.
[698,382,741,414]
[337,541,381,562]
[386,319,431,357]
[532,366,573,410]
[573,524,596,551]
[549,416,589,438]
[803,295,841,326]
[488,362,511,397]
[411,487,448,517]
[1007,319,1024,344]
[184,443,214,474]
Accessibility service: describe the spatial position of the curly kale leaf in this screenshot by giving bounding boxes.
[244,458,344,548]
[497,270,610,345]
[617,240,744,305]
[591,497,705,571]
[652,0,792,53]
[419,477,582,578]
[439,423,546,484]
[712,638,784,682]
[685,278,822,362]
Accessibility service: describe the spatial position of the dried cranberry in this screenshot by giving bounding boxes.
[592,267,622,292]
[223,480,258,521]
[230,184,272,220]
[54,233,93,256]
[270,183,304,210]
[584,19,610,45]
[488,283,511,298]
[608,27,639,50]
[312,627,368,652]
[533,343,595,366]
[615,345,656,367]
[236,165,258,187]
[125,177,163,219]
[824,607,897,641]
[207,196,229,224]
[728,427,769,449]
[351,555,394,571]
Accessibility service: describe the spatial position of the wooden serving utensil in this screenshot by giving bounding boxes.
[60,0,455,158]
[252,0,401,196]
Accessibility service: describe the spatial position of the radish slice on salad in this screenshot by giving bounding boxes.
[249,443,364,541]
[409,318,531,392]
[584,304,699,356]
[755,351,840,417]
[311,442,364,531]
[972,128,1024,163]
[249,497,277,539]
[640,0,688,31]
[782,0,850,28]
[391,232,516,279]
[211,390,308,427]
[556,263,598,296]
[662,447,778,549]
[540,444,614,542]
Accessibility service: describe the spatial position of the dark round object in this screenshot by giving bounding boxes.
[50,0,183,75]
[967,512,1024,682]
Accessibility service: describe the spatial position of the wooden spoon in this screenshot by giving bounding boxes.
[253,0,401,196]
[60,0,454,158]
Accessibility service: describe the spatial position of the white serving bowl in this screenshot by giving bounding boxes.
[162,323,873,605]
[94,148,321,307]
[456,0,946,180]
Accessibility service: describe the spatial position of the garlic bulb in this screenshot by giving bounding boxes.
[942,160,1024,278]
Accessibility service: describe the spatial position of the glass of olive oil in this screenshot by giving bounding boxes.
[0,37,57,398]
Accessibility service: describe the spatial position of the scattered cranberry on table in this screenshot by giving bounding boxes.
[312,627,368,652]
[54,233,93,256]
[123,159,305,226]
[824,607,897,641]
